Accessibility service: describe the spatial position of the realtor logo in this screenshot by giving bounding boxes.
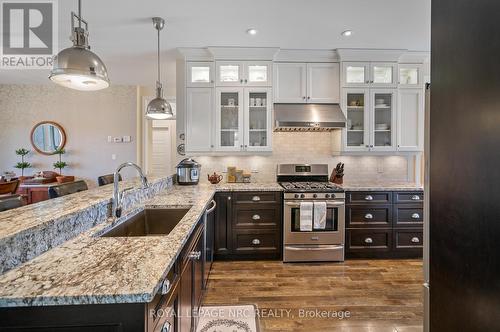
[0,0,58,69]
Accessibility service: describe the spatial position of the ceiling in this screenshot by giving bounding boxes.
[0,0,431,91]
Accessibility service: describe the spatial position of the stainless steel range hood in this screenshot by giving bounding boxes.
[274,103,346,131]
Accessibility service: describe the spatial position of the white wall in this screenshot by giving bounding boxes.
[0,84,138,187]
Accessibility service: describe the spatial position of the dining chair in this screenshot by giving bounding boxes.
[48,180,88,199]
[0,195,24,212]
[0,180,20,195]
[97,173,122,187]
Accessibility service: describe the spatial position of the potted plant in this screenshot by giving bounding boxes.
[14,148,32,181]
[53,148,74,183]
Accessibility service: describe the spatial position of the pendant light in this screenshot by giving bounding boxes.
[145,17,173,120]
[49,0,109,91]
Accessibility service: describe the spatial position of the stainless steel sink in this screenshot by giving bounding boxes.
[101,208,190,237]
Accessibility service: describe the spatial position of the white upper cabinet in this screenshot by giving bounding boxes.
[185,88,215,152]
[273,63,307,103]
[342,62,370,87]
[244,87,273,152]
[397,88,424,151]
[215,87,245,151]
[216,61,272,87]
[342,88,397,152]
[186,62,214,87]
[398,64,424,88]
[274,62,339,103]
[307,63,340,103]
[342,62,397,88]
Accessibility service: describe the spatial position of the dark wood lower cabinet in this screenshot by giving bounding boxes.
[214,191,282,261]
[346,190,423,259]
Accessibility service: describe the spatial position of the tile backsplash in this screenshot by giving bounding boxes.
[192,132,414,184]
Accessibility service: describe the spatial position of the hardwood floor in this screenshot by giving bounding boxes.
[204,259,423,332]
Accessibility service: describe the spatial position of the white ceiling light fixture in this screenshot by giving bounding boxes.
[246,28,258,35]
[145,17,173,120]
[49,0,109,91]
[341,30,353,37]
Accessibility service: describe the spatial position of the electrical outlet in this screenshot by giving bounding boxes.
[251,169,259,173]
[377,159,384,173]
[123,135,131,143]
[111,154,116,160]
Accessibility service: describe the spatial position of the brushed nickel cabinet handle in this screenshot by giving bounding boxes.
[252,214,261,220]
[161,321,171,332]
[365,195,373,201]
[240,79,243,83]
[411,213,421,219]
[244,79,248,83]
[227,196,231,200]
[252,239,261,245]
[188,251,201,260]
[411,237,420,243]
[411,195,421,200]
[252,196,261,202]
[160,279,171,295]
[364,213,373,219]
[364,237,373,244]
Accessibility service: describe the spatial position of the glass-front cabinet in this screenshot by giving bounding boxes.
[342,62,397,88]
[399,64,423,88]
[186,62,214,87]
[216,61,272,86]
[344,89,370,151]
[216,88,244,151]
[370,89,397,151]
[244,88,272,151]
[216,87,272,151]
[342,88,397,152]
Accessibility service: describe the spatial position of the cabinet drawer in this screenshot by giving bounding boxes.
[393,191,424,203]
[394,229,423,249]
[346,205,392,228]
[233,229,280,254]
[233,192,281,204]
[147,267,178,331]
[394,205,424,227]
[346,229,392,252]
[346,192,392,204]
[233,204,280,229]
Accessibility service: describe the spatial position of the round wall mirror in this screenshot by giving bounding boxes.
[30,121,66,155]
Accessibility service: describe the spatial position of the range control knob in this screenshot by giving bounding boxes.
[294,194,300,199]
[330,194,335,199]
[300,194,306,199]
[313,194,318,198]
[325,194,330,198]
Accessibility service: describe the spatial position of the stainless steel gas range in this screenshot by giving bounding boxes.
[277,164,345,262]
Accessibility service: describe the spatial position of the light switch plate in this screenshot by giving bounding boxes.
[122,135,131,143]
[113,137,122,143]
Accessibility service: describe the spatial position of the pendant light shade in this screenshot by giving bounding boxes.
[146,17,173,120]
[49,0,109,91]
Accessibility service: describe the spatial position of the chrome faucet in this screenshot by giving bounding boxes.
[112,162,149,218]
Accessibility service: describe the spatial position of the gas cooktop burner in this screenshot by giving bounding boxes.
[279,181,344,193]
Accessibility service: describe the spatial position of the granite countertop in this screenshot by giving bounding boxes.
[0,182,283,307]
[342,182,424,191]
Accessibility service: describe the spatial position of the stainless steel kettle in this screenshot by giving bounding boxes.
[176,158,201,185]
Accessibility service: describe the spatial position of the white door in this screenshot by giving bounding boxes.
[273,63,307,103]
[399,64,424,88]
[151,126,172,175]
[244,87,272,152]
[342,62,370,87]
[186,62,214,87]
[370,62,398,88]
[397,88,424,151]
[245,61,273,86]
[186,88,214,152]
[306,63,340,103]
[370,89,397,151]
[216,87,244,151]
[342,88,370,152]
[216,61,245,86]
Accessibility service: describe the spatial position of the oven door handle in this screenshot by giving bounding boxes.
[285,245,344,251]
[285,202,345,207]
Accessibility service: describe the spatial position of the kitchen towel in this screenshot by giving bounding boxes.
[300,202,313,231]
[313,201,327,230]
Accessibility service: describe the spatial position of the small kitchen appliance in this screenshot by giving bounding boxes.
[277,164,345,262]
[176,158,201,185]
